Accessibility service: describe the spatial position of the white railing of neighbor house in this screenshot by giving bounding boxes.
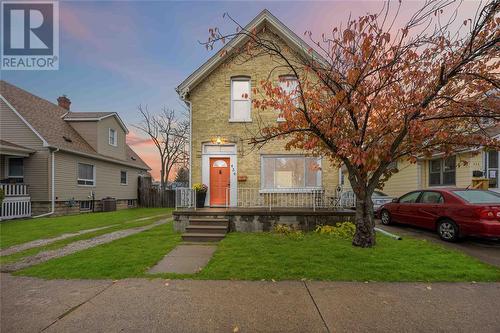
[0,184,31,221]
[175,186,353,211]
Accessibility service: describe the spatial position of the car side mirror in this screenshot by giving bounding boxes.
[392,198,399,203]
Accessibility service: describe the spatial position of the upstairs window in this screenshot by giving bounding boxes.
[120,170,128,185]
[429,156,456,186]
[277,75,299,122]
[230,77,251,122]
[77,163,95,186]
[109,128,117,146]
[7,158,24,179]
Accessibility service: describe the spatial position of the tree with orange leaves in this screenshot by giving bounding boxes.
[204,0,500,247]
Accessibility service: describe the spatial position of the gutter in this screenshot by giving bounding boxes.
[33,147,59,218]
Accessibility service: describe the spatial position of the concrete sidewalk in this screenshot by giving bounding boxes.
[1,273,499,332]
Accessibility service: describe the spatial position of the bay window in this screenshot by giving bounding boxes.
[230,77,251,122]
[429,156,456,186]
[261,155,321,191]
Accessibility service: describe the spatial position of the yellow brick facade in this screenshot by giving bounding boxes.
[187,30,339,198]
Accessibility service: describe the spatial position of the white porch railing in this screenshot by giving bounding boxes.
[175,186,353,211]
[1,184,31,221]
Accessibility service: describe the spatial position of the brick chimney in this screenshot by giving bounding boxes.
[57,95,71,110]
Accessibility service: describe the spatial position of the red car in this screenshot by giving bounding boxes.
[377,189,500,241]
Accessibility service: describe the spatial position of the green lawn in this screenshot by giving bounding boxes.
[0,216,167,265]
[18,223,181,279]
[0,208,171,249]
[17,224,500,282]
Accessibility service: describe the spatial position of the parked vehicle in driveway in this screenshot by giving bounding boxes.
[377,189,500,242]
[341,190,393,210]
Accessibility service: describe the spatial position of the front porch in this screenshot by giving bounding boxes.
[0,184,31,221]
[173,207,355,233]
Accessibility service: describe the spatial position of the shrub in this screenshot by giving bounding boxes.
[273,224,304,240]
[314,222,356,239]
[0,188,4,203]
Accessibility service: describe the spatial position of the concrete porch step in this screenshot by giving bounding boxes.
[181,233,226,242]
[188,218,229,227]
[185,225,228,234]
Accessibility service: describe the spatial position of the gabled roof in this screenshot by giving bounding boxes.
[64,111,129,134]
[0,80,149,170]
[176,9,327,98]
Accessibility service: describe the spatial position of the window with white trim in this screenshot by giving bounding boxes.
[230,77,251,122]
[277,75,299,122]
[484,150,499,189]
[120,170,128,185]
[109,128,117,146]
[80,200,92,211]
[77,163,95,186]
[429,156,456,186]
[7,158,24,179]
[261,155,321,191]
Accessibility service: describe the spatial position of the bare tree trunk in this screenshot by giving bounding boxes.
[352,187,376,248]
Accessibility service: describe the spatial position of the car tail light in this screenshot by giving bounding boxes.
[476,207,500,221]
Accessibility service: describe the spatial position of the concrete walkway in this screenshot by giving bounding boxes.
[1,218,171,272]
[148,244,217,274]
[1,273,499,332]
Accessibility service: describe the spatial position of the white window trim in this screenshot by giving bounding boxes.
[120,170,128,185]
[484,150,499,189]
[79,200,92,211]
[109,128,117,147]
[428,156,456,187]
[277,75,299,122]
[230,76,252,122]
[6,157,24,179]
[260,154,323,193]
[77,162,96,187]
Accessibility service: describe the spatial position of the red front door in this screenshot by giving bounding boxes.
[210,158,230,206]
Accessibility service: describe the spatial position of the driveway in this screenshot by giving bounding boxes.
[376,221,500,267]
[1,273,500,333]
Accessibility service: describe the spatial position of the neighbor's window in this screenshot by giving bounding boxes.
[77,163,95,186]
[484,150,499,189]
[429,156,456,186]
[7,158,24,179]
[109,128,117,146]
[277,75,299,121]
[261,155,321,191]
[230,77,251,121]
[80,200,92,211]
[120,170,127,185]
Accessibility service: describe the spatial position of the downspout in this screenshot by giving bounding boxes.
[185,99,193,188]
[33,147,59,218]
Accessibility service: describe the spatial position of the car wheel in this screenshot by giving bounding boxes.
[437,219,459,242]
[380,210,392,225]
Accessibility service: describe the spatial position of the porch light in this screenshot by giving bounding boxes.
[212,136,224,145]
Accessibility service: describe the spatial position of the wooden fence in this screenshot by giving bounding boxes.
[138,176,176,208]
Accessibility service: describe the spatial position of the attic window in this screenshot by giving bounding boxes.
[63,136,73,143]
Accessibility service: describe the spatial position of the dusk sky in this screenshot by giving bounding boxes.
[2,0,480,179]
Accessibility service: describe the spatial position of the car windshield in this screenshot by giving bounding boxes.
[373,191,388,197]
[452,190,500,204]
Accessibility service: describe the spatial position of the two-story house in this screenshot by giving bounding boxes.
[176,10,340,207]
[0,80,150,219]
